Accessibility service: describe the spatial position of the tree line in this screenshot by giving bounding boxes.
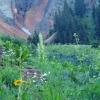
[51,0,100,44]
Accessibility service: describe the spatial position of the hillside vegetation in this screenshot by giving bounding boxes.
[0,35,100,100]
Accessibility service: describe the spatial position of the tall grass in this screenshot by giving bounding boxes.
[0,35,100,100]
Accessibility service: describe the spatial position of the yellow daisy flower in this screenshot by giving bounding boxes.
[14,80,25,86]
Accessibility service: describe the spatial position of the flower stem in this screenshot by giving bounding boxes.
[17,57,22,100]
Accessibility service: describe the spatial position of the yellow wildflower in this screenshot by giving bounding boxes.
[14,80,25,86]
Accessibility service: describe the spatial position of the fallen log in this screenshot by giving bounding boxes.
[44,32,57,44]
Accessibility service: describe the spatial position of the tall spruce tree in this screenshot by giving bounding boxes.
[75,16,95,44]
[95,1,100,41]
[53,1,76,43]
[75,0,86,17]
[74,0,93,44]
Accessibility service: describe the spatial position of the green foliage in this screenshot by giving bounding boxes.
[52,0,99,44]
[0,67,19,88]
[37,33,47,62]
[75,0,86,17]
[53,1,76,43]
[27,31,39,46]
[95,2,100,40]
[0,36,100,99]
[0,35,25,46]
[75,16,95,44]
[14,45,29,65]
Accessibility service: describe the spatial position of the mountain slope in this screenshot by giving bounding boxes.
[0,0,99,38]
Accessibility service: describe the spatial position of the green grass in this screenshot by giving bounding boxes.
[0,36,100,100]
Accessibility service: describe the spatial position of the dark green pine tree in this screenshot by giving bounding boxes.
[74,0,92,44]
[75,0,86,17]
[53,1,76,43]
[95,1,100,41]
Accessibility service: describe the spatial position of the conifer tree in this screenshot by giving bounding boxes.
[53,1,76,43]
[75,0,86,17]
[95,1,100,40]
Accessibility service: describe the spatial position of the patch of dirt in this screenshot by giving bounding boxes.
[22,67,42,80]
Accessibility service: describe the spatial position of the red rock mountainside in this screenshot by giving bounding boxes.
[0,0,49,39]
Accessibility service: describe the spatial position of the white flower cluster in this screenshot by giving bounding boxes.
[32,71,51,83]
[3,49,15,56]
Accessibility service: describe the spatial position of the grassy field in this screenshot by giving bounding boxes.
[0,36,100,100]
